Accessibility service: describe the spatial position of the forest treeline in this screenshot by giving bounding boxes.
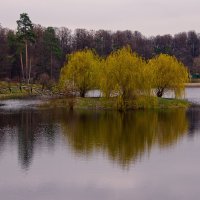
[0,13,199,81]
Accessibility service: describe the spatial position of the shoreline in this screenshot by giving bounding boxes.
[185,83,200,87]
[37,97,190,110]
[0,94,191,110]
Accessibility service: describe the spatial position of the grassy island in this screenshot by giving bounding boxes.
[38,97,189,110]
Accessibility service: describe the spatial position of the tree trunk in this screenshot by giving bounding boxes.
[80,90,86,98]
[156,88,164,97]
[50,50,53,80]
[28,58,32,84]
[25,40,28,83]
[20,51,24,81]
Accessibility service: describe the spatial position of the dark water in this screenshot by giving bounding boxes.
[1,90,200,200]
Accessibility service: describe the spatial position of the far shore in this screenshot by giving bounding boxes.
[185,83,200,87]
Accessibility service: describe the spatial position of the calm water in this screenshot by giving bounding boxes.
[0,88,200,200]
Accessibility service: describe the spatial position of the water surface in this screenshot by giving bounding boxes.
[0,88,200,200]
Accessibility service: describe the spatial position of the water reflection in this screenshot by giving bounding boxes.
[0,107,193,169]
[0,109,59,170]
[61,109,188,167]
[187,106,200,136]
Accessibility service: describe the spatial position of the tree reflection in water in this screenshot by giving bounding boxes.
[61,109,188,167]
[0,109,58,170]
[0,108,190,169]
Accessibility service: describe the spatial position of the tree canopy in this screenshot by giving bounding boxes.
[16,13,35,42]
[59,49,100,97]
[43,27,62,79]
[149,54,189,97]
[99,47,154,110]
[58,47,189,110]
[16,13,35,82]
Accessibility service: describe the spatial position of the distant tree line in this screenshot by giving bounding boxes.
[0,13,199,81]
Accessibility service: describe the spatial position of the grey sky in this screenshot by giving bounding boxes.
[0,0,200,36]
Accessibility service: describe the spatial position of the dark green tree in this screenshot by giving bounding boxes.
[187,31,200,58]
[0,25,10,78]
[43,27,62,79]
[16,13,35,83]
[7,30,21,78]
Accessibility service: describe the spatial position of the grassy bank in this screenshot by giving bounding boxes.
[0,81,189,110]
[157,98,189,109]
[0,82,47,100]
[39,97,189,110]
[0,93,35,100]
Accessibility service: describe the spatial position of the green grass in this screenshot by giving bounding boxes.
[39,97,115,110]
[39,97,190,110]
[157,98,189,109]
[0,81,190,110]
[0,81,43,100]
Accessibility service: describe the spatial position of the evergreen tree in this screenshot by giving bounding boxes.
[16,13,35,82]
[43,27,61,79]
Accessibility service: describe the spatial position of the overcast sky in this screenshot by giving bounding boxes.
[0,0,200,36]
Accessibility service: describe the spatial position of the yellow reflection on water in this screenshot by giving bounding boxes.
[61,109,188,167]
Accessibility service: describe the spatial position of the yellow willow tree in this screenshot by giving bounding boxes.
[59,49,100,97]
[100,47,154,110]
[149,54,189,98]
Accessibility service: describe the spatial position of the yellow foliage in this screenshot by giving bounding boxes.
[99,46,154,110]
[58,47,189,110]
[59,49,100,97]
[149,54,189,97]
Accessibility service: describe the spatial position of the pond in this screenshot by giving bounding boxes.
[0,88,200,200]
